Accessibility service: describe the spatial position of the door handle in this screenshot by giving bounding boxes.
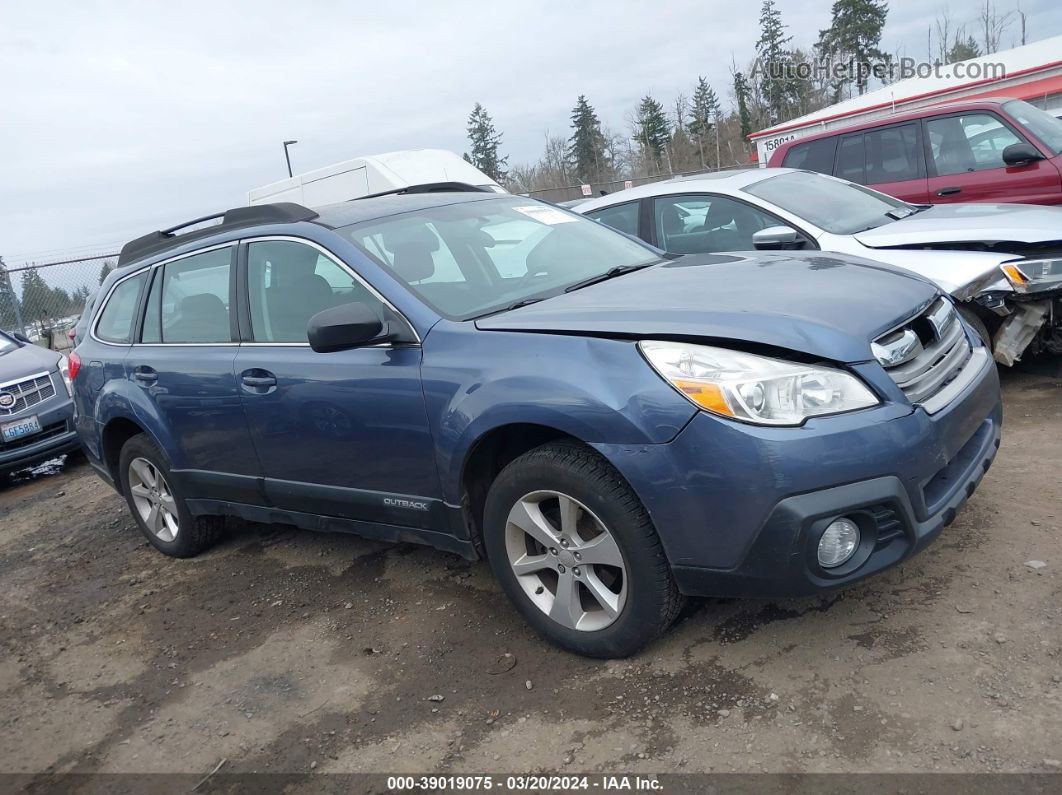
[241,372,277,388]
[132,366,157,385]
[936,186,962,196]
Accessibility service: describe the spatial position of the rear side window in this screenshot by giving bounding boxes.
[925,113,1024,175]
[864,124,924,183]
[781,137,837,174]
[835,135,866,183]
[141,247,233,344]
[95,272,147,344]
[584,201,640,237]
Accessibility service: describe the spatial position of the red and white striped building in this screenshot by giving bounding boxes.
[750,35,1062,165]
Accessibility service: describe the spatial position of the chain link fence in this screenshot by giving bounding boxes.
[523,165,739,204]
[0,252,119,352]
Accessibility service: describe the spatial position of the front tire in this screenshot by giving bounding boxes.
[118,434,223,558]
[958,305,993,350]
[483,442,683,658]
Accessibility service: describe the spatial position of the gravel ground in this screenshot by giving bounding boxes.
[0,364,1060,781]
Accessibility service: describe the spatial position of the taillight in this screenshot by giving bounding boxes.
[68,351,82,381]
[67,326,77,340]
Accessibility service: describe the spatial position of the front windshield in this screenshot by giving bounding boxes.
[0,331,17,354]
[342,196,660,320]
[743,171,914,234]
[1004,100,1062,156]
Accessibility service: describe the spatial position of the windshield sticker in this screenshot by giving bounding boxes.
[513,205,579,225]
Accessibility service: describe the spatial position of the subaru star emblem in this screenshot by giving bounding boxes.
[0,392,15,409]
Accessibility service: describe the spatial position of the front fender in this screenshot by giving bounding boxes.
[842,242,1014,300]
[421,324,697,503]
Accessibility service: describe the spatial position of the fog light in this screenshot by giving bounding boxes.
[818,518,860,568]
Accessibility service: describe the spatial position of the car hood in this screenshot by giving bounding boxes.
[0,342,61,381]
[476,252,939,363]
[854,202,1062,249]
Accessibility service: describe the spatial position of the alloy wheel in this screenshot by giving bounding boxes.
[128,457,179,543]
[504,490,627,631]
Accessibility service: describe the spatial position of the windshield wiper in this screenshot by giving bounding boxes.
[564,262,656,293]
[472,297,547,320]
[885,207,919,220]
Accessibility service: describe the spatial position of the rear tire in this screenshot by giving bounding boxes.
[118,434,223,558]
[483,441,683,658]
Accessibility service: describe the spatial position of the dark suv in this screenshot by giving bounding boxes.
[73,189,1002,657]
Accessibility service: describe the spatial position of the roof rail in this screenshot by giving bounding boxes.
[354,181,492,201]
[117,202,319,266]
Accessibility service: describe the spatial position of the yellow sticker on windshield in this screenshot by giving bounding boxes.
[513,205,579,225]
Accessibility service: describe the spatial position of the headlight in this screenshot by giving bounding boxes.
[639,341,879,426]
[57,356,73,396]
[1000,259,1062,293]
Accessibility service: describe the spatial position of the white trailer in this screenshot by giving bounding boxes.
[248,149,505,206]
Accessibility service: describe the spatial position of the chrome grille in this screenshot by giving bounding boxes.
[0,373,56,416]
[875,300,972,411]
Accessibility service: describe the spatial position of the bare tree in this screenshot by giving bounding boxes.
[934,9,952,64]
[1015,0,1027,45]
[979,0,1013,54]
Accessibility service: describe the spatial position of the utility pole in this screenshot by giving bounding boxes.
[283,140,298,178]
[0,256,27,337]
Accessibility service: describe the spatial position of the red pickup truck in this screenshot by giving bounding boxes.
[767,98,1062,205]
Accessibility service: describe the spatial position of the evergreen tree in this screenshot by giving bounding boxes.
[98,260,114,285]
[465,103,508,182]
[0,258,21,330]
[816,0,890,96]
[71,284,91,310]
[20,268,53,325]
[756,0,793,124]
[733,72,754,142]
[669,94,698,172]
[689,77,721,168]
[566,95,609,183]
[634,95,671,168]
[947,34,981,62]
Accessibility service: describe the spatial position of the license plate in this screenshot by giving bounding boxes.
[1,414,42,443]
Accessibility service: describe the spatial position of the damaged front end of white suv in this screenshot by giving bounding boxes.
[852,244,1062,367]
[978,255,1062,366]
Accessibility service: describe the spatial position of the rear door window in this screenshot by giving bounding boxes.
[864,124,924,183]
[142,247,233,344]
[834,135,866,183]
[95,271,148,343]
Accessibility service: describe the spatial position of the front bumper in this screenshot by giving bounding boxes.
[0,397,80,475]
[594,338,1002,598]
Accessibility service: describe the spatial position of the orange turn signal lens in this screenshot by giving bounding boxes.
[673,379,734,417]
[1001,264,1029,285]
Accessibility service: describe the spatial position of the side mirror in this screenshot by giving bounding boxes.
[752,225,803,250]
[307,302,389,353]
[1002,142,1044,167]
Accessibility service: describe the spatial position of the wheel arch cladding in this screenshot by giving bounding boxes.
[101,416,147,485]
[459,423,583,555]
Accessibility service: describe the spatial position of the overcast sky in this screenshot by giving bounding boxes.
[2,0,1059,263]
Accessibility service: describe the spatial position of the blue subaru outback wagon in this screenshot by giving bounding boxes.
[72,187,1001,657]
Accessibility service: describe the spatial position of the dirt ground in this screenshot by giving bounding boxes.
[1,364,1060,783]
